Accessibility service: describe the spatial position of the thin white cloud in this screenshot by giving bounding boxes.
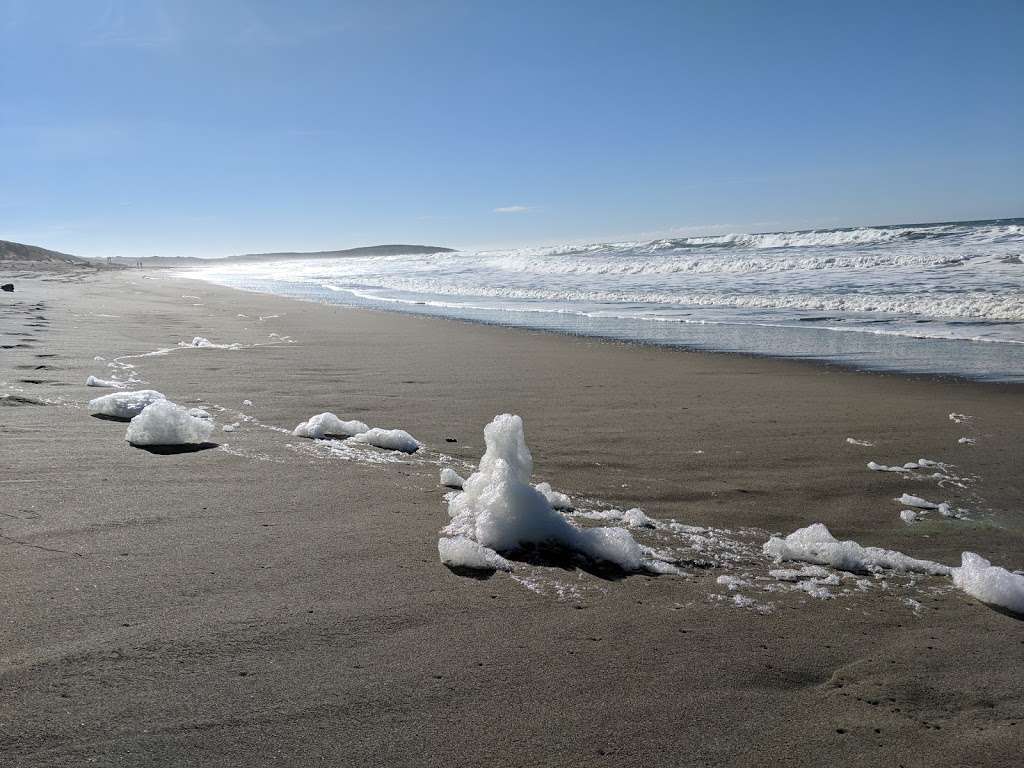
[233,10,347,47]
[82,0,180,49]
[493,205,531,214]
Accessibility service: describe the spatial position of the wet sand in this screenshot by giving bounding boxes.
[1,269,1022,766]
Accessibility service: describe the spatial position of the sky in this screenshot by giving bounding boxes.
[1,0,1022,258]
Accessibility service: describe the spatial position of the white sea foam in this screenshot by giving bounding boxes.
[292,412,370,439]
[846,437,874,447]
[895,493,942,509]
[763,523,951,576]
[443,414,655,572]
[440,468,464,487]
[620,508,656,528]
[534,481,572,510]
[716,575,751,591]
[85,375,127,389]
[351,427,420,453]
[768,565,830,582]
[89,389,166,419]
[126,400,215,446]
[438,536,513,571]
[179,336,240,349]
[951,552,1024,614]
[868,461,910,473]
[440,468,465,488]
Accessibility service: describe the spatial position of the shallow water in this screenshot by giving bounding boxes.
[184,218,1024,382]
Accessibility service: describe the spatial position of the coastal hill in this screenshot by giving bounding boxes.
[230,244,455,260]
[1,240,455,272]
[1,239,106,269]
[107,244,455,267]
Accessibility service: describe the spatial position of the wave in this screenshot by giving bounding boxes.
[183,218,1024,342]
[330,285,1024,346]
[321,277,1024,322]
[671,221,1024,250]
[486,251,980,277]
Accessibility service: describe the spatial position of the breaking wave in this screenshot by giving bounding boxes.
[185,218,1024,380]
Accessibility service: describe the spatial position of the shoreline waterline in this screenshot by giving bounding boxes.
[179,218,1024,384]
[181,272,1024,384]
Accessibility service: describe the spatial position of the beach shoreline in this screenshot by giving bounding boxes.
[2,269,1023,766]
[182,268,1024,389]
[176,217,1024,385]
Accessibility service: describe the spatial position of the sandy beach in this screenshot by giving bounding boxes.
[2,269,1022,767]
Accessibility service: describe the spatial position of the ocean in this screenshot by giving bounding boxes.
[184,218,1024,382]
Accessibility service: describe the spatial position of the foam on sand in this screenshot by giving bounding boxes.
[766,564,840,599]
[350,427,420,453]
[894,492,958,518]
[443,414,655,572]
[951,553,1024,615]
[179,336,240,350]
[845,438,875,447]
[869,458,942,472]
[126,400,216,446]
[292,412,370,439]
[763,523,951,576]
[570,507,656,528]
[768,564,830,582]
[867,461,909,473]
[716,574,751,591]
[85,375,127,389]
[620,508,656,528]
[440,468,465,488]
[534,481,572,509]
[438,536,513,571]
[89,389,166,419]
[895,493,941,509]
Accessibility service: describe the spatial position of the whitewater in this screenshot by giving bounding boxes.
[185,219,1024,382]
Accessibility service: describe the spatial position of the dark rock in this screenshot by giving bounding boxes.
[1,283,13,292]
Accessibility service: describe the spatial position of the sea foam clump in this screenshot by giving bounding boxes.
[438,535,513,571]
[352,427,421,453]
[443,414,648,571]
[440,468,465,488]
[765,524,1024,614]
[179,336,239,349]
[621,508,655,528]
[89,389,166,419]
[85,375,127,389]
[126,400,215,446]
[763,523,950,576]
[867,461,909,473]
[896,493,941,509]
[534,481,572,509]
[951,553,1024,615]
[292,412,370,439]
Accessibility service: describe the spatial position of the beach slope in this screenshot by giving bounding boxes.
[1,271,1022,767]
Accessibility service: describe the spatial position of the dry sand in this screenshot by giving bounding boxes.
[1,270,1022,766]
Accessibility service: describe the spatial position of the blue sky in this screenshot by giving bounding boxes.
[2,0,1022,258]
